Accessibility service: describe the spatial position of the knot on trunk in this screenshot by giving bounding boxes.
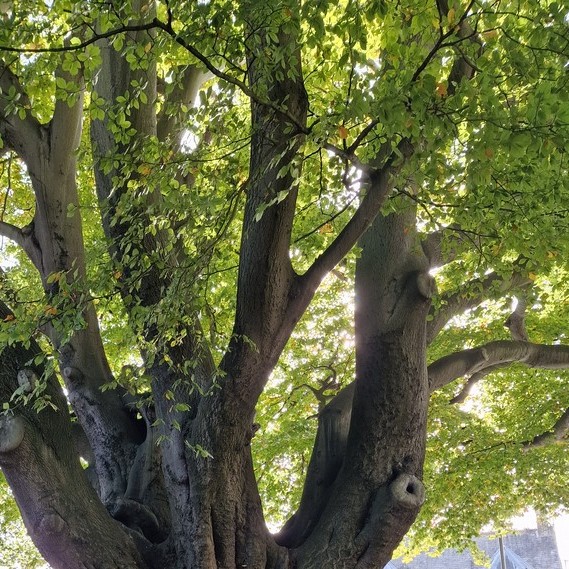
[38,513,67,535]
[17,368,38,392]
[63,366,83,383]
[0,414,25,454]
[416,272,436,300]
[390,473,425,509]
[112,497,162,541]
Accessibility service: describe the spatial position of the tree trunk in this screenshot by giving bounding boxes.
[0,304,149,569]
[282,207,432,569]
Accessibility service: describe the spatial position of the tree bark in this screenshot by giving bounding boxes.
[0,303,149,569]
[284,207,432,568]
[1,56,144,512]
[429,340,569,392]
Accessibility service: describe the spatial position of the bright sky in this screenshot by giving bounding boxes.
[0,242,17,269]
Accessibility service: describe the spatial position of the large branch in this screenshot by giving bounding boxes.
[89,22,218,552]
[221,3,308,395]
[2,54,146,514]
[296,141,412,301]
[0,219,24,246]
[27,58,87,284]
[450,299,533,402]
[0,306,153,569]
[157,65,212,145]
[282,7,486,558]
[0,220,44,271]
[293,210,432,567]
[276,384,354,548]
[523,407,569,449]
[428,340,569,392]
[91,29,216,393]
[421,224,470,268]
[48,65,85,177]
[0,61,43,166]
[505,295,529,341]
[0,57,86,285]
[0,59,85,278]
[427,270,530,344]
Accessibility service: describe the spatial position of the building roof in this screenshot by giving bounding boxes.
[390,525,563,569]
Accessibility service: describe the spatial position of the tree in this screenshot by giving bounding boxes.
[0,0,568,568]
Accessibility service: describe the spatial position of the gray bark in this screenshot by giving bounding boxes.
[286,208,432,568]
[428,340,569,392]
[0,303,150,569]
[1,56,144,512]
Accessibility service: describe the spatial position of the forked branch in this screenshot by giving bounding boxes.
[427,270,531,344]
[429,340,569,392]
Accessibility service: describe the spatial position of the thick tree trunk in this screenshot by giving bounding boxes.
[0,304,149,569]
[279,208,432,568]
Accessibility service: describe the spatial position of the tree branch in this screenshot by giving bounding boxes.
[1,56,147,516]
[296,0,484,313]
[450,297,533,402]
[0,219,24,247]
[522,407,569,449]
[297,139,413,299]
[505,295,529,341]
[1,13,308,135]
[223,5,308,377]
[156,64,211,144]
[0,21,158,54]
[445,0,482,94]
[427,270,531,344]
[280,24,490,545]
[276,384,354,548]
[449,362,507,403]
[284,336,569,544]
[0,315,153,569]
[421,224,465,268]
[48,65,85,176]
[90,20,216,468]
[429,340,569,392]
[0,61,43,166]
[0,220,44,270]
